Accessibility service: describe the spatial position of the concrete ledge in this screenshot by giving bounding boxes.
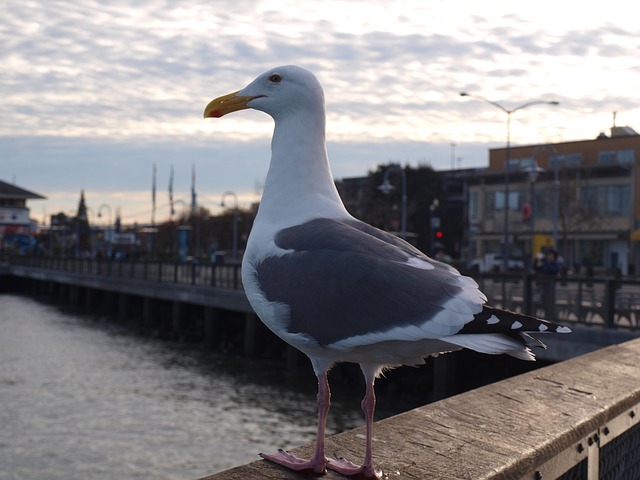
[199,338,640,479]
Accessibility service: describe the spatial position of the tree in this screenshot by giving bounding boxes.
[556,167,604,265]
[343,163,446,254]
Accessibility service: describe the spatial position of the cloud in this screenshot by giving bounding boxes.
[2,0,640,223]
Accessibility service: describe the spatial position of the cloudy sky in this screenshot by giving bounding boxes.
[3,0,639,225]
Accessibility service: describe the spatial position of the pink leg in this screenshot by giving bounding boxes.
[362,379,376,473]
[260,372,330,473]
[327,377,381,478]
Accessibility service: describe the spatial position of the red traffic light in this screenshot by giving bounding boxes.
[435,231,443,238]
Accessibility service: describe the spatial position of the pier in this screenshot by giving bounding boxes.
[3,256,271,359]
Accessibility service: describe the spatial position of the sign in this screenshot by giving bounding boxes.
[0,208,29,225]
[111,233,136,245]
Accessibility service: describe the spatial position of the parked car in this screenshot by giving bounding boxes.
[467,253,525,273]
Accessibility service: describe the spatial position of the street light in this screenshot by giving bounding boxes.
[377,165,407,240]
[531,144,560,250]
[522,162,545,271]
[221,191,239,263]
[429,198,440,254]
[459,92,559,271]
[97,204,113,257]
[173,199,189,223]
[97,204,112,227]
[172,199,192,260]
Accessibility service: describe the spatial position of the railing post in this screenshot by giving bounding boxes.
[234,264,239,290]
[603,279,617,328]
[523,273,533,316]
[542,276,557,321]
[577,278,583,322]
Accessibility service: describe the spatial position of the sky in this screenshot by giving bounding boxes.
[3,0,639,226]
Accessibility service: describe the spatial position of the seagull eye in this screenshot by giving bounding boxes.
[268,74,282,83]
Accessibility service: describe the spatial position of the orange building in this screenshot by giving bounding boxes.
[466,126,639,275]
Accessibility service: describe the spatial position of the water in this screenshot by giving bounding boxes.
[0,294,366,480]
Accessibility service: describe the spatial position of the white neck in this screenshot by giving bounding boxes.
[255,112,349,227]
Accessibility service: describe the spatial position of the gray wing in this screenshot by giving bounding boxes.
[254,217,485,346]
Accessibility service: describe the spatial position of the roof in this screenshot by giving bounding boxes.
[0,179,46,200]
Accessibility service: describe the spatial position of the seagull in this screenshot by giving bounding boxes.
[203,65,571,478]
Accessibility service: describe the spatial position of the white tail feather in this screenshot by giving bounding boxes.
[443,333,536,361]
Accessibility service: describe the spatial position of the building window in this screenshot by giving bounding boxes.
[617,149,635,166]
[599,149,636,165]
[533,189,552,218]
[552,153,583,167]
[484,191,495,217]
[582,185,630,216]
[598,151,617,164]
[494,191,520,211]
[507,157,535,171]
[0,199,26,207]
[469,191,479,221]
[582,240,605,268]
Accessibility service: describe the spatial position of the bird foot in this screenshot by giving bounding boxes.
[260,449,328,474]
[328,457,382,478]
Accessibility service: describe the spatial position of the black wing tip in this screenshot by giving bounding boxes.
[466,305,572,336]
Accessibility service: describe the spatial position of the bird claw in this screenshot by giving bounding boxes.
[260,450,328,474]
[328,457,382,478]
[261,450,382,478]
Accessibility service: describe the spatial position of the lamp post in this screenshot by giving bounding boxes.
[531,144,560,250]
[377,165,407,240]
[97,204,112,257]
[429,198,440,255]
[459,92,558,271]
[97,204,112,227]
[172,199,191,261]
[221,191,239,263]
[522,162,544,271]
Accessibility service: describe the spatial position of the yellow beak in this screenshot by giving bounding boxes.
[203,91,259,118]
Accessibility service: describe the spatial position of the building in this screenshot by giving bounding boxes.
[0,179,46,252]
[465,126,639,275]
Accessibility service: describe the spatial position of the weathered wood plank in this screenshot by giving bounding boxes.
[198,339,640,479]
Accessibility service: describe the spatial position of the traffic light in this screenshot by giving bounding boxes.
[435,230,443,239]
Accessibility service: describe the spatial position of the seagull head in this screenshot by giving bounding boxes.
[203,65,324,120]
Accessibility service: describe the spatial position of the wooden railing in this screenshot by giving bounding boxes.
[8,256,243,290]
[199,338,640,480]
[471,272,640,329]
[7,256,640,329]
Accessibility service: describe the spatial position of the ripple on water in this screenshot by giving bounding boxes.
[0,294,365,480]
